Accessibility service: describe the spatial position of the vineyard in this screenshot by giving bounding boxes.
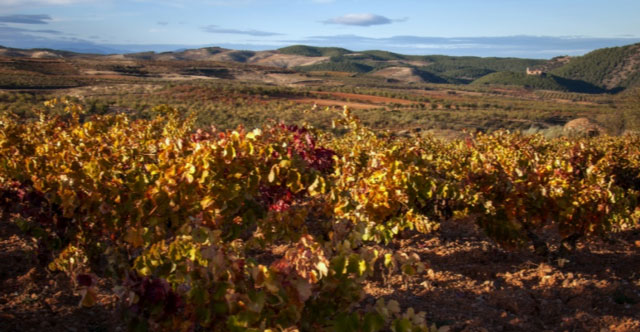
[1,99,640,331]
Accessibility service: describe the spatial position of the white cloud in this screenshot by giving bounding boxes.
[1,0,95,5]
[0,14,52,24]
[283,34,640,58]
[201,25,283,37]
[0,0,101,10]
[323,13,406,27]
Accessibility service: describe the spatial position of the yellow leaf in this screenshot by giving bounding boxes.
[358,260,367,276]
[384,253,394,268]
[78,288,97,307]
[247,141,255,155]
[186,163,196,174]
[224,144,236,159]
[189,247,199,261]
[201,196,214,209]
[246,128,261,140]
[308,176,324,196]
[343,106,351,117]
[268,166,278,183]
[279,160,291,168]
[316,261,328,279]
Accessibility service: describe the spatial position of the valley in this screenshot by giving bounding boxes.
[1,43,639,137]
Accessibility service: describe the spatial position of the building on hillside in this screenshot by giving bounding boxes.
[526,67,544,76]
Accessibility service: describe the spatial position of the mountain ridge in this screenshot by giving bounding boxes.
[1,42,639,92]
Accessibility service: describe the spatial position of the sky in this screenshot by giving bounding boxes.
[0,0,639,58]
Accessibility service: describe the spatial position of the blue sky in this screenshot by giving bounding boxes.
[0,0,639,58]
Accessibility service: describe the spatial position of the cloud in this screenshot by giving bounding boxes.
[201,25,282,37]
[0,27,133,53]
[0,0,98,8]
[0,25,60,34]
[282,35,640,58]
[323,13,406,27]
[31,28,61,34]
[0,14,52,24]
[157,21,169,26]
[2,26,639,59]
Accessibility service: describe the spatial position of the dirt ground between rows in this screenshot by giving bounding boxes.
[1,216,639,332]
[294,98,383,110]
[310,91,416,105]
[366,219,640,332]
[0,219,122,332]
[291,90,420,110]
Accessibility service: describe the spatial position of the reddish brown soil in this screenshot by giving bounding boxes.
[311,91,416,105]
[294,98,383,110]
[291,90,419,110]
[2,215,639,332]
[548,98,599,106]
[0,219,122,332]
[366,219,640,332]
[83,74,131,80]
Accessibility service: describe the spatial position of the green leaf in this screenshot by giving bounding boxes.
[334,313,360,332]
[226,315,249,332]
[363,312,385,332]
[192,227,209,244]
[331,255,347,277]
[393,318,413,332]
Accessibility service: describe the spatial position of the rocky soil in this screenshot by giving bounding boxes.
[1,216,639,331]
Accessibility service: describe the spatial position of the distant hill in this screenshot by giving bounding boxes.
[360,50,408,61]
[0,46,82,58]
[276,46,548,83]
[415,55,545,82]
[550,43,640,90]
[282,48,549,84]
[472,72,605,93]
[2,42,639,92]
[279,44,639,92]
[278,45,351,58]
[295,60,374,73]
[369,66,449,84]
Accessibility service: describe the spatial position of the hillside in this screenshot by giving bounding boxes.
[472,71,606,93]
[294,59,375,73]
[2,43,640,92]
[277,45,351,57]
[286,49,547,82]
[272,45,551,83]
[551,43,640,90]
[0,46,85,58]
[368,66,449,84]
[416,55,545,82]
[277,44,640,92]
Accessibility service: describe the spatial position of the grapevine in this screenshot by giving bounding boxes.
[1,99,638,331]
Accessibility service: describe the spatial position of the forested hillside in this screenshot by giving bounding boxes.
[551,43,640,90]
[472,72,606,93]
